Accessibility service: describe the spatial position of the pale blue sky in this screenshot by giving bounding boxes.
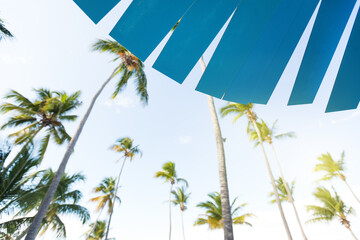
[1,0,360,239]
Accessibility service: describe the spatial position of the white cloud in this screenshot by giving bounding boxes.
[104,95,136,110]
[179,135,193,144]
[0,55,28,64]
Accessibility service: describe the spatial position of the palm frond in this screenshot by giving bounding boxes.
[0,19,13,39]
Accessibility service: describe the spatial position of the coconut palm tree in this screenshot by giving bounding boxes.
[104,137,141,240]
[268,177,307,238]
[85,220,109,240]
[0,89,81,158]
[0,169,90,239]
[269,177,295,204]
[220,103,293,239]
[0,143,41,215]
[249,120,306,239]
[88,177,120,239]
[248,120,295,145]
[24,40,148,240]
[155,162,188,240]
[199,57,235,240]
[0,220,20,240]
[0,18,13,40]
[194,192,253,229]
[307,187,358,240]
[315,152,360,203]
[171,186,190,240]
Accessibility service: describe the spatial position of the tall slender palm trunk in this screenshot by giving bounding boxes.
[24,67,120,240]
[346,226,359,240]
[271,144,307,240]
[200,57,234,240]
[181,210,185,240]
[105,156,127,240]
[343,180,360,204]
[250,119,292,240]
[169,183,173,240]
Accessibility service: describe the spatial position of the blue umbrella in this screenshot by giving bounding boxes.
[73,0,360,112]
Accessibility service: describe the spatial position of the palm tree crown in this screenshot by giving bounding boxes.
[247,119,295,146]
[171,186,190,211]
[194,192,253,229]
[269,177,295,204]
[92,39,148,103]
[86,220,107,240]
[155,162,188,186]
[0,89,81,157]
[0,169,89,238]
[315,152,346,181]
[307,187,355,234]
[220,103,256,125]
[0,143,40,214]
[90,177,121,214]
[0,18,13,40]
[111,137,142,161]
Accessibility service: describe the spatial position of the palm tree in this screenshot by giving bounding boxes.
[199,57,235,240]
[24,40,148,240]
[0,18,13,40]
[103,137,141,240]
[88,177,120,238]
[315,152,360,203]
[0,220,20,240]
[268,177,308,238]
[85,220,106,240]
[194,192,253,229]
[1,169,90,239]
[220,103,293,239]
[0,142,39,239]
[249,120,306,239]
[171,186,190,240]
[0,143,40,212]
[155,162,188,240]
[307,187,358,240]
[247,120,296,148]
[0,89,81,158]
[269,177,295,204]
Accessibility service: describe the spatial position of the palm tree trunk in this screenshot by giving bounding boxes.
[347,226,359,240]
[343,180,360,204]
[105,156,127,240]
[181,210,185,240]
[169,183,173,240]
[290,202,307,240]
[200,57,234,240]
[251,120,293,240]
[24,66,120,240]
[271,144,307,240]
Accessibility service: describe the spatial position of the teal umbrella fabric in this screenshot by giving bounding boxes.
[73,0,360,112]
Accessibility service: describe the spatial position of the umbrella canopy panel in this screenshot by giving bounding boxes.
[326,10,360,112]
[289,0,357,106]
[109,0,196,61]
[153,0,241,85]
[73,0,121,24]
[73,0,360,112]
[206,0,319,104]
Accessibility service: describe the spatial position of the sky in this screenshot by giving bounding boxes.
[1,0,360,239]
